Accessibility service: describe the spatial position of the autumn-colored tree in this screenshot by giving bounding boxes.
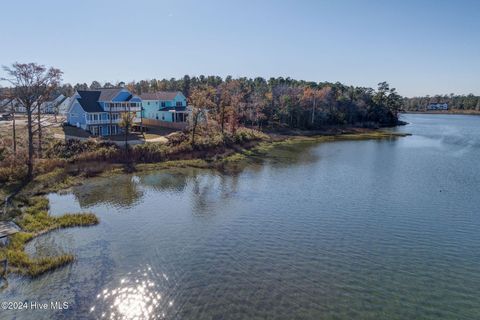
[188,86,216,147]
[218,80,245,134]
[250,91,268,128]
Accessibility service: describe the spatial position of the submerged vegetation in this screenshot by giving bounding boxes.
[0,196,98,277]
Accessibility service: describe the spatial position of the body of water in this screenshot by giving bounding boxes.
[1,114,480,319]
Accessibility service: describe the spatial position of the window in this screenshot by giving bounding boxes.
[161,101,166,108]
[176,101,182,107]
[147,102,150,105]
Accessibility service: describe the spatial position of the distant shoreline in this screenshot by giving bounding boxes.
[403,110,480,116]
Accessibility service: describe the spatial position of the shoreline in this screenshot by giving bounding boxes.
[403,111,480,116]
[2,127,411,206]
[0,127,409,277]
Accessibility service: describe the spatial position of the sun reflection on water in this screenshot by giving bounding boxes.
[92,266,173,320]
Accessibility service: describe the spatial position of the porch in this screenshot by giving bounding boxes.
[88,124,120,136]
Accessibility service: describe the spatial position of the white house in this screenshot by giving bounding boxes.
[0,98,25,113]
[40,94,66,114]
[426,103,448,111]
[140,91,190,123]
[57,96,74,115]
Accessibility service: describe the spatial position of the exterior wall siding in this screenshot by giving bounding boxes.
[67,101,86,127]
[172,93,187,107]
[141,100,160,119]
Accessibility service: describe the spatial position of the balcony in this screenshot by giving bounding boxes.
[86,117,141,125]
[104,103,141,112]
[86,118,121,125]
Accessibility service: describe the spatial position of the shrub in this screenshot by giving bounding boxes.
[45,139,119,160]
[65,161,110,177]
[166,132,189,146]
[0,165,28,184]
[232,127,269,143]
[132,143,168,162]
[35,158,67,175]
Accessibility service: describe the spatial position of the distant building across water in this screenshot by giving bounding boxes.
[426,103,448,111]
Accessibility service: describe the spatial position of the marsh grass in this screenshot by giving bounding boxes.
[220,131,410,164]
[0,196,99,277]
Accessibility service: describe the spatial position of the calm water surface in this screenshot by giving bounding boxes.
[2,114,480,319]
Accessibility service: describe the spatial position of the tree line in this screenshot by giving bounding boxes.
[403,94,480,111]
[54,76,402,131]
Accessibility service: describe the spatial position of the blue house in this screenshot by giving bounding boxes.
[140,91,189,123]
[67,88,141,136]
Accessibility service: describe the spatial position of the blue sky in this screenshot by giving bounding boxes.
[1,0,479,96]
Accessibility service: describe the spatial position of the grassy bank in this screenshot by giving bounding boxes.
[0,196,98,277]
[221,130,410,162]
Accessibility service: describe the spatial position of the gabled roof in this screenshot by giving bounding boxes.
[75,88,138,112]
[98,88,127,101]
[76,91,103,112]
[140,91,183,101]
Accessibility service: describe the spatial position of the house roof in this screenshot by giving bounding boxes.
[98,88,127,101]
[76,88,138,112]
[140,91,182,101]
[76,91,103,112]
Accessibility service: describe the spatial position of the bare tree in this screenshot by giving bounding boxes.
[1,63,62,180]
[303,87,319,125]
[0,90,17,155]
[250,91,268,129]
[52,97,64,123]
[36,98,44,157]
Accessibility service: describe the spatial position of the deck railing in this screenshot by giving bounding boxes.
[104,103,141,112]
[86,117,141,125]
[86,118,120,125]
[104,106,141,112]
